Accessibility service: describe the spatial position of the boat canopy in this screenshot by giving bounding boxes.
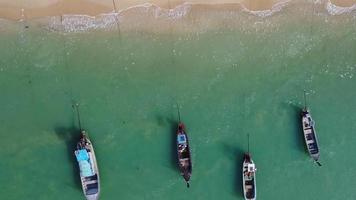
[178,135,187,144]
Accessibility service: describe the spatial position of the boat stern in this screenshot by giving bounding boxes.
[86,193,99,200]
[183,172,191,188]
[183,172,191,182]
[311,152,320,161]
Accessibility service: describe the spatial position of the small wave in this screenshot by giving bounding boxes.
[241,0,291,18]
[119,3,192,19]
[46,3,192,32]
[55,14,117,32]
[326,0,356,15]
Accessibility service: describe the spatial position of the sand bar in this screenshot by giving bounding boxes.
[0,0,355,20]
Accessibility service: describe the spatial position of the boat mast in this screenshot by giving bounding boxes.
[247,134,250,154]
[303,90,307,110]
[74,103,82,132]
[176,103,181,123]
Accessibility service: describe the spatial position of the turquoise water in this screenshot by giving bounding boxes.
[1,3,356,200]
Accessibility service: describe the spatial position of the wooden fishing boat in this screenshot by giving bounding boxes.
[73,104,100,200]
[242,152,257,200]
[302,108,321,165]
[301,91,321,166]
[75,131,100,200]
[177,120,192,188]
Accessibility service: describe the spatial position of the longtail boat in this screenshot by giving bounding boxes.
[74,104,100,200]
[302,91,321,166]
[242,135,256,200]
[176,105,192,188]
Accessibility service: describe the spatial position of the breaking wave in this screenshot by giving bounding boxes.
[241,0,291,18]
[326,0,356,15]
[44,3,192,32]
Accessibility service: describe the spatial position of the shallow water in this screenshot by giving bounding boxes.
[0,2,356,200]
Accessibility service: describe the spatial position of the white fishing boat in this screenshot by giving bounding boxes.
[242,153,256,200]
[242,135,256,200]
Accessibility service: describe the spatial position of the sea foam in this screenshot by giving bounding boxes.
[2,1,356,33]
[119,2,192,19]
[46,3,192,32]
[241,0,291,18]
[326,0,356,15]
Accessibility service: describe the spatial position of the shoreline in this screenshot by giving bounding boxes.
[0,0,355,21]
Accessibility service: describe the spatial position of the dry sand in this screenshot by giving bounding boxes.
[0,0,355,20]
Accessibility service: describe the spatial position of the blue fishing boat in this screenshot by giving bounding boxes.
[73,104,100,200]
[75,132,100,200]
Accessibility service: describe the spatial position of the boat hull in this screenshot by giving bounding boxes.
[75,133,100,200]
[242,154,256,200]
[302,109,320,161]
[176,123,192,187]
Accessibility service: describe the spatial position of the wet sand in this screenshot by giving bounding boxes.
[0,0,355,20]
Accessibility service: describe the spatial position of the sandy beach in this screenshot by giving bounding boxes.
[0,0,355,20]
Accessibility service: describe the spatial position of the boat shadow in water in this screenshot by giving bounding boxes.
[54,126,82,191]
[222,143,244,197]
[156,115,179,173]
[290,104,309,155]
[170,120,180,173]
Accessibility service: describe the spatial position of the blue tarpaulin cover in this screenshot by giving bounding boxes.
[79,160,94,177]
[76,149,94,177]
[178,135,186,144]
[76,149,89,161]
